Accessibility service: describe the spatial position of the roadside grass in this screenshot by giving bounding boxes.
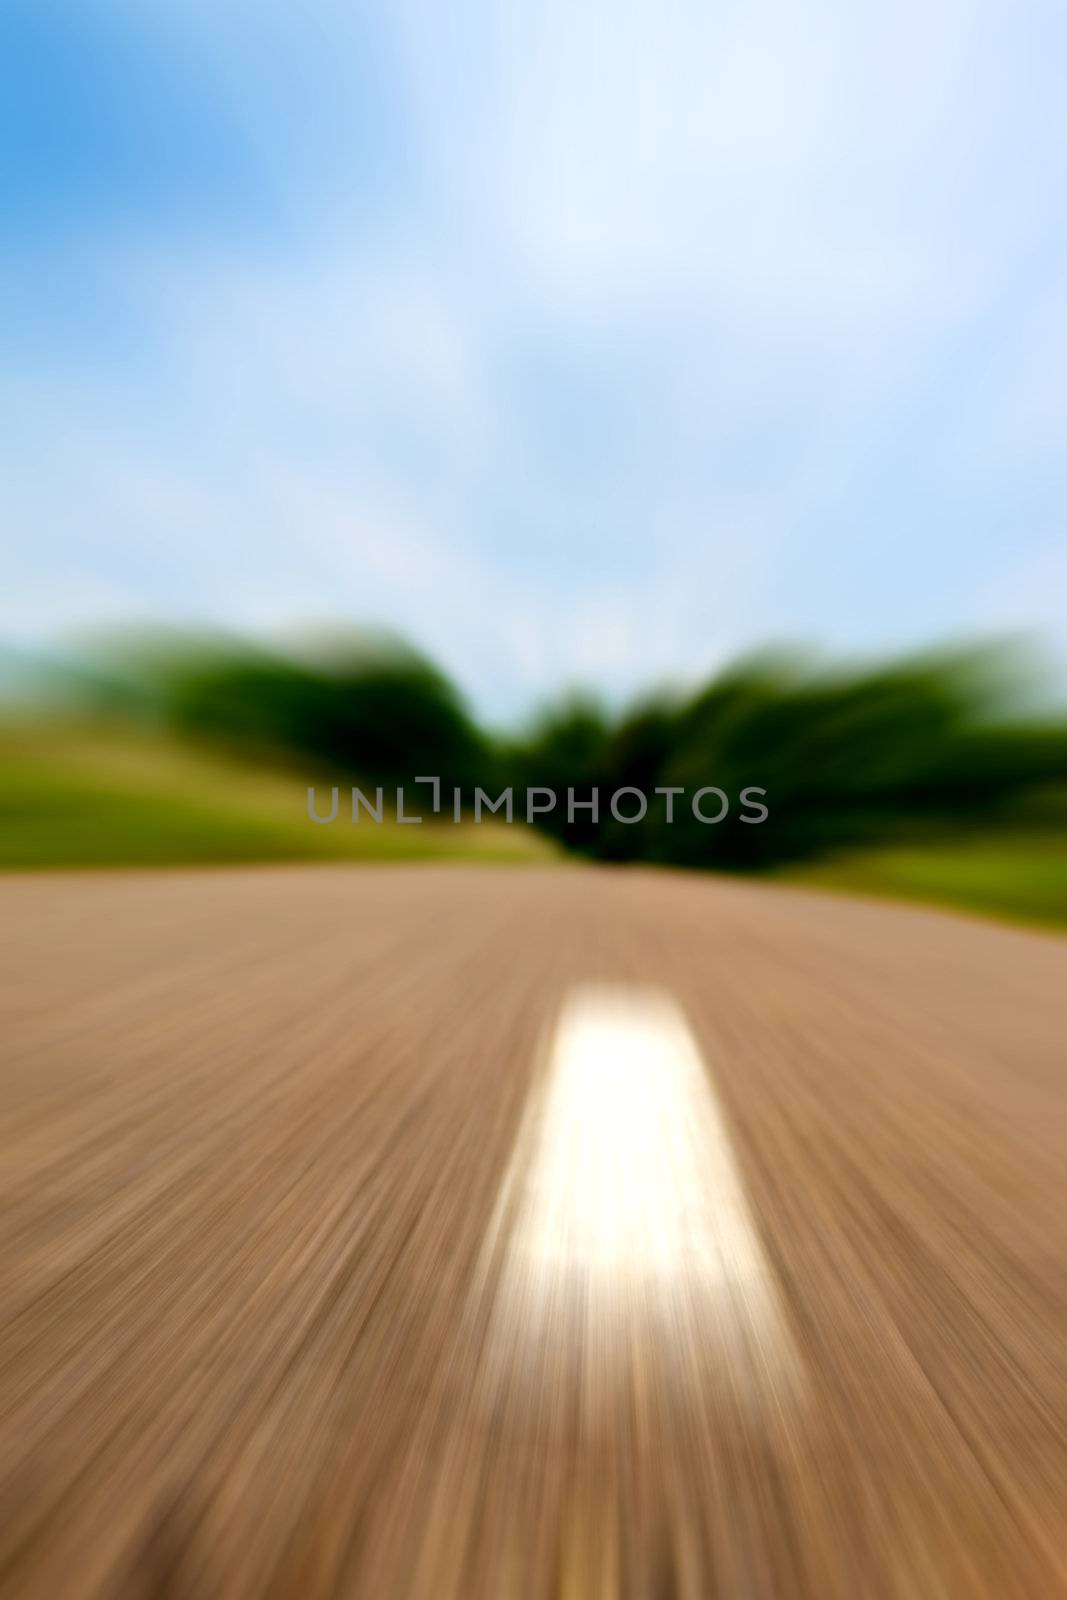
[0,724,557,869]
[782,834,1067,931]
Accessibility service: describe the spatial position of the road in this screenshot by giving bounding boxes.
[1,865,1065,1598]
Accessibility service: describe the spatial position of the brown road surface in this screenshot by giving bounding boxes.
[1,865,1065,1598]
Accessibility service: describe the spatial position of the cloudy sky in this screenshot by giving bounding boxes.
[3,0,1066,717]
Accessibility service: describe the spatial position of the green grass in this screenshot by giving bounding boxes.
[783,834,1067,930]
[0,725,557,869]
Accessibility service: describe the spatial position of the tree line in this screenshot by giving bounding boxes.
[55,629,1067,871]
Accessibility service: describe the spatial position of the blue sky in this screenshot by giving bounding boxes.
[3,0,1066,718]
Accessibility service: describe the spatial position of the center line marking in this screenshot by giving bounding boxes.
[482,984,801,1398]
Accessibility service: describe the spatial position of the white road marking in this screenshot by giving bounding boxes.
[484,985,800,1395]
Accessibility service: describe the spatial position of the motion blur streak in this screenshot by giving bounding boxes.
[1,866,1066,1597]
[485,987,799,1396]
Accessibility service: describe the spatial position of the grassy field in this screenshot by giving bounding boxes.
[785,835,1067,931]
[0,725,556,869]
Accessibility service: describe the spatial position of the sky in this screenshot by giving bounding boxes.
[3,0,1066,719]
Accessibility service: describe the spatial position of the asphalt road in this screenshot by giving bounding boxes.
[1,865,1065,1598]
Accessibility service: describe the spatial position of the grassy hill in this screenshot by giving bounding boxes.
[782,834,1067,930]
[0,724,556,870]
